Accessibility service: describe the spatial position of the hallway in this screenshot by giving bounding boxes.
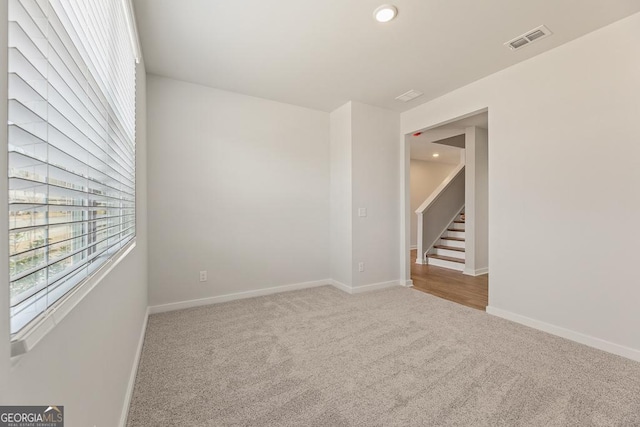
[411,250,488,310]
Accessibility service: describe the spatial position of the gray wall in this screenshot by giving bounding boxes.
[329,103,353,286]
[146,75,330,306]
[351,102,400,287]
[464,126,489,274]
[410,160,458,247]
[0,0,9,398]
[419,169,465,260]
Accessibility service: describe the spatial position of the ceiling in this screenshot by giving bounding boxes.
[410,141,461,165]
[133,0,640,112]
[410,112,488,163]
[428,112,489,133]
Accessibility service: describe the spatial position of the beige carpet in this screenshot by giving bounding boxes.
[127,286,640,426]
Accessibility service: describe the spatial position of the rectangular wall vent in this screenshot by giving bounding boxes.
[395,89,424,102]
[505,25,552,51]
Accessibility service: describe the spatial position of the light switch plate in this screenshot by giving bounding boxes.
[358,208,367,217]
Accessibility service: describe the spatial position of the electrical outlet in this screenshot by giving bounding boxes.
[358,262,365,272]
[199,271,207,282]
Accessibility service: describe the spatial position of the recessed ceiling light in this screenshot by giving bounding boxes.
[374,5,397,23]
[432,153,440,158]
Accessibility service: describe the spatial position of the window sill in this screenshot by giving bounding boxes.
[10,239,137,360]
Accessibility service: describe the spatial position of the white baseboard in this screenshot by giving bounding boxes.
[330,279,402,295]
[415,258,425,265]
[148,280,331,314]
[410,245,417,250]
[486,306,640,363]
[463,267,489,276]
[149,278,405,314]
[329,279,351,293]
[119,307,149,427]
[402,279,414,287]
[352,280,401,294]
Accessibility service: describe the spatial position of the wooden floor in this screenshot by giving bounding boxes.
[411,250,488,310]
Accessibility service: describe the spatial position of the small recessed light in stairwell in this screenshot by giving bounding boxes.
[433,153,440,158]
[373,5,398,23]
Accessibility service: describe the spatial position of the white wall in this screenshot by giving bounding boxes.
[330,103,353,286]
[463,126,489,275]
[0,0,10,400]
[0,58,149,427]
[474,128,488,273]
[329,102,401,290]
[402,12,640,359]
[147,75,330,306]
[351,102,401,288]
[410,160,457,247]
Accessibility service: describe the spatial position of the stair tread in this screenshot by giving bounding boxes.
[434,245,465,252]
[441,236,465,241]
[428,254,465,263]
[447,228,464,232]
[453,220,465,223]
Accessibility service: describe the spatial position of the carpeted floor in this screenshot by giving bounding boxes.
[127,286,640,426]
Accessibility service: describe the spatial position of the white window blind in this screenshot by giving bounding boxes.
[7,0,136,335]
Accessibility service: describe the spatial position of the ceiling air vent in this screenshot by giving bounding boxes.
[395,89,423,102]
[505,25,552,51]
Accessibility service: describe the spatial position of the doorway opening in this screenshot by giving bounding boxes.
[403,110,489,310]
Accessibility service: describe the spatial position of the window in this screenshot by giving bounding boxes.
[8,0,137,336]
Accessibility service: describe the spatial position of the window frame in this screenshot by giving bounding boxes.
[10,240,136,357]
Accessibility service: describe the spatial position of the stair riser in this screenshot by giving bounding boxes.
[441,239,465,249]
[445,230,465,239]
[428,257,464,271]
[434,248,465,258]
[450,224,465,231]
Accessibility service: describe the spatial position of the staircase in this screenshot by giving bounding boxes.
[427,211,465,271]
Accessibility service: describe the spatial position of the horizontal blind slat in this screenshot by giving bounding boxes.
[10,220,136,287]
[9,98,135,188]
[9,150,135,197]
[10,216,135,257]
